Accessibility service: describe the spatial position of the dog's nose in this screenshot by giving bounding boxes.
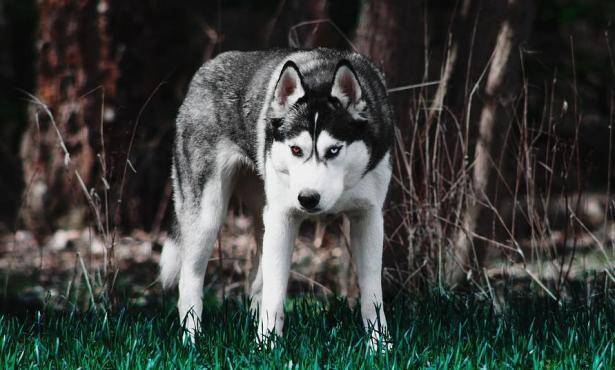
[298,190,320,211]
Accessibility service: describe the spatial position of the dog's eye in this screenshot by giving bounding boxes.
[325,145,342,159]
[290,145,303,157]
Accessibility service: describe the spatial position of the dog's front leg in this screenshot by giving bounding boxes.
[350,208,389,349]
[258,206,299,342]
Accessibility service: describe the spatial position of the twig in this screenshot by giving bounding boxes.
[77,252,97,312]
[24,92,106,236]
[288,18,358,52]
[388,80,442,93]
[523,268,560,304]
[290,271,333,295]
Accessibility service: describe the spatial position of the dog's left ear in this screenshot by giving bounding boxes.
[331,61,368,121]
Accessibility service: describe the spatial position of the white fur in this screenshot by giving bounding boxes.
[260,132,392,345]
[349,208,388,348]
[159,237,181,289]
[169,128,391,346]
[174,139,249,341]
[269,130,372,213]
[258,205,300,340]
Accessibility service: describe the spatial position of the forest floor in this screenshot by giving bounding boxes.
[1,213,614,367]
[0,213,357,313]
[1,214,614,313]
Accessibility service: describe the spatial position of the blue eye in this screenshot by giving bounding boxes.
[325,146,342,159]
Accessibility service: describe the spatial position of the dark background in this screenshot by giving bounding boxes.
[1,0,614,299]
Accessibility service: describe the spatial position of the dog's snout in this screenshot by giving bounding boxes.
[298,190,320,211]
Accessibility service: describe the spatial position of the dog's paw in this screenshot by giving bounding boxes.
[181,329,197,346]
[255,331,280,351]
[249,295,261,317]
[367,331,393,353]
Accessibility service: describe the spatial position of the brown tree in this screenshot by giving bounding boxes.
[20,0,118,240]
[446,0,535,285]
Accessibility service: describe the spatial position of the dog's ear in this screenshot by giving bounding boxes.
[271,61,305,117]
[331,61,368,121]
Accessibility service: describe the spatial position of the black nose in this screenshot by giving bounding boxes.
[298,191,320,210]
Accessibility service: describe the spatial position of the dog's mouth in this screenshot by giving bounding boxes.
[300,206,322,214]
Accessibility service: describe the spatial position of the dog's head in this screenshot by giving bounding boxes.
[265,60,373,214]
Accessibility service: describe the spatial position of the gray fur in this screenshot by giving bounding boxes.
[171,48,392,207]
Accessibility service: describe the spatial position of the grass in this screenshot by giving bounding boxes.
[0,291,614,369]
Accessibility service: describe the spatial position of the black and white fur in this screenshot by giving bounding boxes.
[159,48,394,346]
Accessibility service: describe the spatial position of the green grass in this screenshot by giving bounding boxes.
[1,293,614,369]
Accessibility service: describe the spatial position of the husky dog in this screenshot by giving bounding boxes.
[159,48,394,345]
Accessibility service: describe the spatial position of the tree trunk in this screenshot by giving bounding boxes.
[0,0,36,226]
[354,0,425,90]
[20,0,118,240]
[446,0,535,285]
[0,0,18,225]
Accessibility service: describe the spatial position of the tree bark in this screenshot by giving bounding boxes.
[446,0,535,285]
[354,0,425,89]
[0,0,36,226]
[20,0,118,239]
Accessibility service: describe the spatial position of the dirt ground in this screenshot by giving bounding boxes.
[1,201,614,312]
[0,213,357,312]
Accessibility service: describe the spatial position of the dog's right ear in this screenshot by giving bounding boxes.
[271,61,305,117]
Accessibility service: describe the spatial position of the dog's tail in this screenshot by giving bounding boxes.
[159,236,181,289]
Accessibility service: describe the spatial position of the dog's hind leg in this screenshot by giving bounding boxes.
[175,145,240,342]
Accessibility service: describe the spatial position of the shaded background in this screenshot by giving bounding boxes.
[1,0,614,308]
